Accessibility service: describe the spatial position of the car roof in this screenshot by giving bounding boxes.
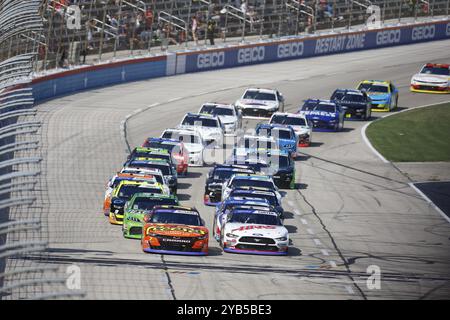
[185,112,218,119]
[230,187,276,195]
[231,174,271,181]
[225,197,270,204]
[117,180,161,187]
[272,112,307,119]
[132,158,170,164]
[360,80,390,85]
[135,147,170,153]
[335,89,364,95]
[164,127,202,136]
[121,167,163,175]
[230,208,278,216]
[245,88,277,94]
[148,137,179,144]
[257,123,293,131]
[424,63,449,69]
[153,205,199,214]
[130,193,177,200]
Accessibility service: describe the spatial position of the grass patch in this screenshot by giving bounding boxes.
[366,102,450,162]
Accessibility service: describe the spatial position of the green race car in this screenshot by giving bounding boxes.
[122,193,179,239]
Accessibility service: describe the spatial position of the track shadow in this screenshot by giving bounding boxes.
[293,183,308,190]
[207,246,224,256]
[176,193,191,201]
[282,211,294,220]
[177,182,191,190]
[186,171,203,179]
[285,225,298,234]
[287,246,302,256]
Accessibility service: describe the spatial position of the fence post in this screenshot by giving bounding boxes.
[260,0,266,40]
[98,6,107,61]
[398,0,402,23]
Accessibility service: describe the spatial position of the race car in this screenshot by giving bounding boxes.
[410,63,450,94]
[298,99,345,131]
[236,134,279,151]
[357,80,399,112]
[330,89,372,120]
[225,156,271,175]
[204,164,255,206]
[178,112,224,147]
[264,149,296,189]
[213,197,274,241]
[109,180,166,225]
[269,112,312,147]
[222,174,282,204]
[226,187,284,217]
[122,193,179,239]
[141,137,189,175]
[219,209,289,255]
[161,128,205,166]
[103,172,160,216]
[234,88,285,118]
[124,157,178,194]
[127,147,175,172]
[199,103,242,135]
[141,206,209,255]
[255,123,297,157]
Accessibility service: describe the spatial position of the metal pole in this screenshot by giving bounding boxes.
[114,0,124,59]
[260,0,266,40]
[332,0,336,31]
[205,2,210,45]
[295,5,300,35]
[348,0,353,30]
[224,10,228,42]
[431,0,435,18]
[447,0,449,18]
[398,0,402,23]
[382,0,386,24]
[313,0,318,33]
[414,0,418,21]
[98,6,107,61]
[148,0,155,53]
[242,11,246,42]
[186,1,192,48]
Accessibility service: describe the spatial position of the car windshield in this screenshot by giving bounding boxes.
[358,83,389,93]
[133,152,171,162]
[213,169,252,180]
[230,192,278,206]
[182,116,219,128]
[149,210,202,226]
[243,90,276,101]
[132,197,177,210]
[118,185,162,199]
[143,141,176,152]
[421,66,449,76]
[129,162,171,175]
[199,104,217,114]
[301,101,318,111]
[162,132,201,144]
[257,128,292,140]
[271,115,306,126]
[342,94,365,102]
[231,179,273,190]
[229,212,281,225]
[330,91,345,100]
[315,103,336,112]
[214,107,234,116]
[243,138,277,149]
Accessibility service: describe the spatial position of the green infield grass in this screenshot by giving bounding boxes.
[366,103,450,162]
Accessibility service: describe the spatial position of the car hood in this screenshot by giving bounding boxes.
[291,126,311,135]
[225,223,287,237]
[183,143,203,153]
[219,115,237,124]
[300,110,338,120]
[144,223,208,237]
[412,73,449,83]
[237,99,278,108]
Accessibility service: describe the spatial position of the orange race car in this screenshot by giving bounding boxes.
[141,206,209,255]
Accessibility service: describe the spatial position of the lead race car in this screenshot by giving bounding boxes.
[410,63,450,94]
[141,206,209,255]
[220,209,289,255]
[234,88,285,118]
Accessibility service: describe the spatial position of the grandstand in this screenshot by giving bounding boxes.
[1,0,449,70]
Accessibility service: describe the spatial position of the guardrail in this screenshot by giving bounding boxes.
[0,0,85,300]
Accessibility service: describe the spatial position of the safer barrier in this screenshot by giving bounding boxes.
[30,19,450,104]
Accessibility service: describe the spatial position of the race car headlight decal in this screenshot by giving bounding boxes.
[275,236,288,241]
[226,233,239,238]
[197,234,208,240]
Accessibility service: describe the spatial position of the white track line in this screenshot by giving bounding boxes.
[313,238,322,246]
[409,182,450,224]
[306,228,315,235]
[300,218,308,225]
[345,285,355,295]
[320,249,330,256]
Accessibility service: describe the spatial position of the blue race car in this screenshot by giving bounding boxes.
[330,89,372,120]
[255,123,297,157]
[298,99,345,131]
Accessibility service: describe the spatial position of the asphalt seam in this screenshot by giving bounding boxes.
[296,189,367,300]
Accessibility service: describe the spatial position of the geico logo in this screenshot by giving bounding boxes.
[197,52,225,69]
[412,25,435,41]
[277,42,304,58]
[446,23,450,36]
[237,47,265,64]
[376,29,401,45]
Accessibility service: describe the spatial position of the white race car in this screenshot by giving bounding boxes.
[410,63,450,94]
[269,112,312,147]
[161,128,205,166]
[199,103,242,135]
[220,208,289,255]
[234,88,285,118]
[178,112,224,147]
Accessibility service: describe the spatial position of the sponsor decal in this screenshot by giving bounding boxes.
[277,42,304,58]
[146,225,206,235]
[237,47,265,64]
[315,36,346,54]
[232,225,276,232]
[446,23,450,36]
[197,51,225,69]
[411,25,435,41]
[376,29,401,45]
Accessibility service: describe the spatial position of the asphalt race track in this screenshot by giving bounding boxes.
[33,40,450,299]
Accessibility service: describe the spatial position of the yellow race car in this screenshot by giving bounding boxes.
[357,80,399,112]
[410,63,450,94]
